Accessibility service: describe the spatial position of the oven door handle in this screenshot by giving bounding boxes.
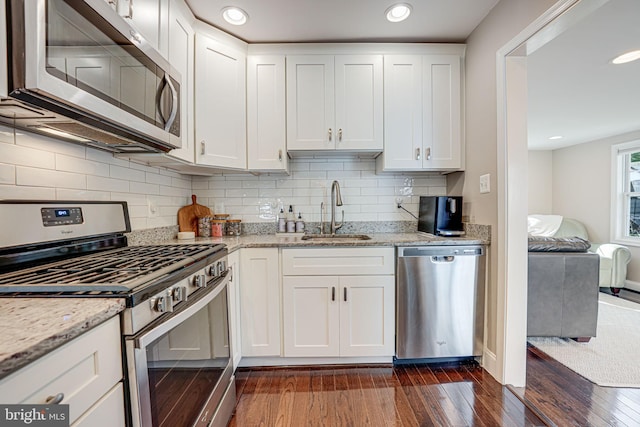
[134,274,229,349]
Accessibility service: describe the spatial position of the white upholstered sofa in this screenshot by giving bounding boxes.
[547,218,631,295]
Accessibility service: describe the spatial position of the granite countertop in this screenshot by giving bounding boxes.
[170,232,489,253]
[0,298,125,380]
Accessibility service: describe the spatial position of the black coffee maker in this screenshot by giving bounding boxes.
[417,196,465,236]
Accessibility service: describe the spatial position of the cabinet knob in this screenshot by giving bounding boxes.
[338,128,343,141]
[331,286,335,301]
[344,287,348,302]
[201,141,205,155]
[426,147,432,160]
[278,150,283,162]
[416,148,421,160]
[328,128,332,141]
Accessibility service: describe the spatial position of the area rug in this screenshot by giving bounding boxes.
[528,293,640,388]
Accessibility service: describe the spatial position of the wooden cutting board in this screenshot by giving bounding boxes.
[178,195,213,235]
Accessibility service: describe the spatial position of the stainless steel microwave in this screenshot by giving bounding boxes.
[0,0,181,153]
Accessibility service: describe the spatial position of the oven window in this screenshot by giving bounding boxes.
[45,0,164,127]
[144,289,230,427]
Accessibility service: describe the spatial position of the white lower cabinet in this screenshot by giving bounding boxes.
[0,317,124,426]
[282,247,395,358]
[283,275,394,357]
[239,248,281,357]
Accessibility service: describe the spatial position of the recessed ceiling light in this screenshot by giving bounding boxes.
[548,136,564,140]
[222,6,248,26]
[386,3,412,23]
[612,50,640,65]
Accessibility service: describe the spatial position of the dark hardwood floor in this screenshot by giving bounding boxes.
[508,344,640,427]
[230,346,640,427]
[229,362,545,426]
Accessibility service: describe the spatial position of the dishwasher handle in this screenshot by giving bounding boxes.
[398,246,484,258]
[431,255,455,263]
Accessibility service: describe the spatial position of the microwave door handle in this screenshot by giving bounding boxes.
[159,74,178,131]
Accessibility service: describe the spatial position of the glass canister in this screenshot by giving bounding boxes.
[227,219,242,236]
[211,220,225,237]
[197,216,212,237]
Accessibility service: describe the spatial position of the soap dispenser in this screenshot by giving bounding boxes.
[295,212,305,233]
[278,208,286,232]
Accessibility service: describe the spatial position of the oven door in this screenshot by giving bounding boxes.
[126,274,234,427]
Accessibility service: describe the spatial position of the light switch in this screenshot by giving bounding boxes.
[479,174,491,194]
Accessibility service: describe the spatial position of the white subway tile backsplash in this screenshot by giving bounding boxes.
[309,162,344,171]
[56,154,110,177]
[130,182,160,195]
[55,189,111,200]
[0,164,15,185]
[17,166,86,189]
[0,142,55,169]
[17,132,86,158]
[87,175,130,193]
[0,184,56,200]
[145,172,172,186]
[111,165,145,182]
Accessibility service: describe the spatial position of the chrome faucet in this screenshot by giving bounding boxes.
[330,180,344,235]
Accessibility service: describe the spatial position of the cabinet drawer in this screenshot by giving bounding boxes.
[0,317,122,425]
[282,247,394,276]
[72,383,125,427]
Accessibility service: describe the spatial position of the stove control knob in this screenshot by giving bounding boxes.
[208,264,219,277]
[172,286,187,303]
[218,260,226,273]
[193,274,207,288]
[153,292,174,313]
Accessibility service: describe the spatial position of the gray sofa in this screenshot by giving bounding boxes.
[527,251,600,341]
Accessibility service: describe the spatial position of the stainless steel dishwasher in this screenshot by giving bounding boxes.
[396,245,486,360]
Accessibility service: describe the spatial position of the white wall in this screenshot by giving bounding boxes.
[465,0,559,357]
[192,158,446,223]
[528,150,553,214]
[0,125,193,230]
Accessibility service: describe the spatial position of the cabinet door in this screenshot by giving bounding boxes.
[247,55,288,172]
[379,55,423,170]
[195,33,247,169]
[283,276,340,357]
[286,55,335,150]
[339,276,395,357]
[334,55,383,151]
[227,250,242,370]
[118,0,169,57]
[423,55,462,170]
[240,248,281,357]
[72,383,126,427]
[165,1,194,159]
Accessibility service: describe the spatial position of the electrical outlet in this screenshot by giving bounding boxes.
[148,200,159,218]
[479,174,491,194]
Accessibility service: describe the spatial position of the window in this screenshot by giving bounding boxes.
[612,140,640,245]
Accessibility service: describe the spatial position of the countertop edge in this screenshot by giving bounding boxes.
[0,298,126,381]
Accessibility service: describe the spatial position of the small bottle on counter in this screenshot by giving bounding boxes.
[286,205,296,233]
[295,212,305,233]
[211,220,225,237]
[278,208,286,232]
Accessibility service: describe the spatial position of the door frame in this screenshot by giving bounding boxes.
[496,0,611,386]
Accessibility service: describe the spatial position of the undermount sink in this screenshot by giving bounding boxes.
[301,234,371,241]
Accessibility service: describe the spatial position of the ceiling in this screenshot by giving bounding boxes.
[185,0,500,43]
[184,0,639,152]
[527,0,640,150]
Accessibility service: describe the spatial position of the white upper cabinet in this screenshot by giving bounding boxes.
[247,55,288,172]
[117,0,169,58]
[195,31,247,170]
[164,0,195,162]
[378,53,463,172]
[423,55,462,169]
[286,54,383,153]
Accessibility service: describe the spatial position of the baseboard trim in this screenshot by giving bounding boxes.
[238,356,393,368]
[482,348,499,381]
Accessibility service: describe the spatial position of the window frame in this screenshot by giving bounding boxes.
[611,140,640,247]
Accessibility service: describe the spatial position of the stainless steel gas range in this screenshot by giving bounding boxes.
[0,200,235,427]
